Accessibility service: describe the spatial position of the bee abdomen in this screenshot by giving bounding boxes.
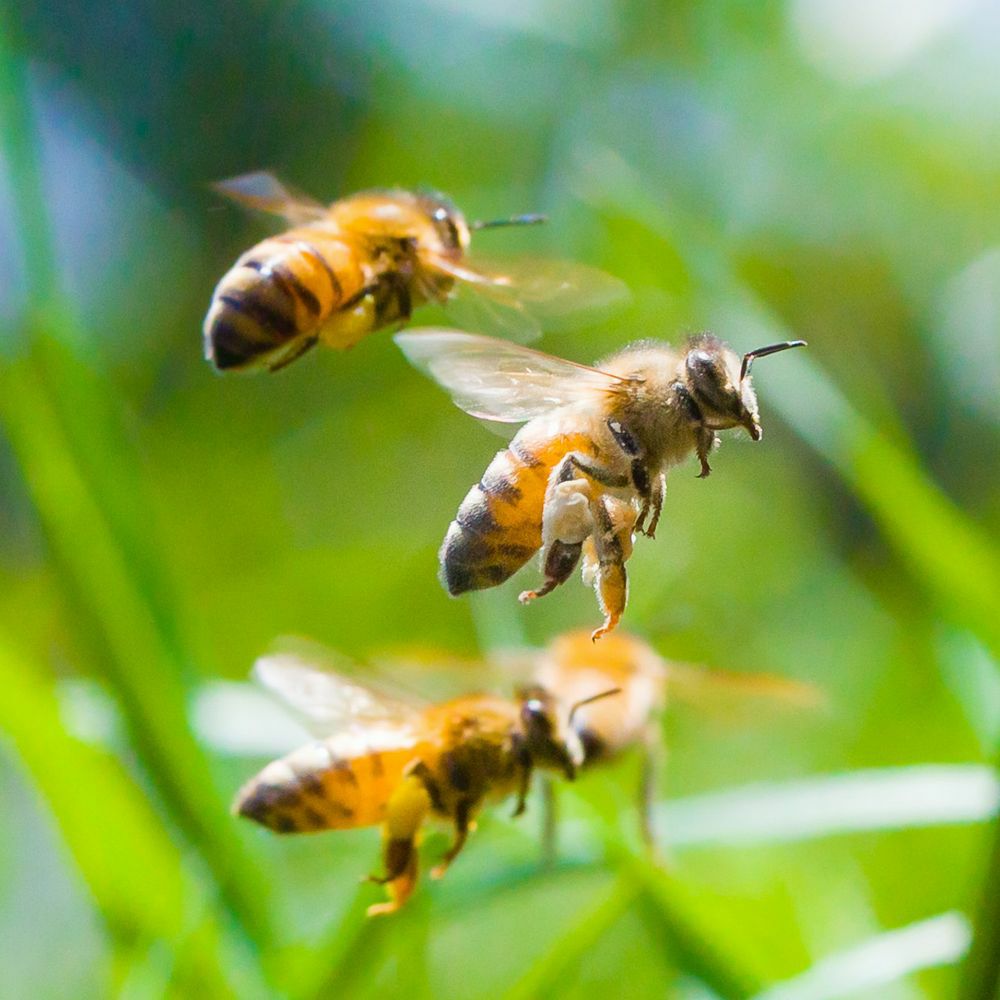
[204,236,342,372]
[440,446,546,595]
[233,741,412,834]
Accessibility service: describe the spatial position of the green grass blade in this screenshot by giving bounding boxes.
[0,7,271,958]
[754,911,970,1000]
[0,634,232,993]
[572,147,1000,661]
[502,876,640,1000]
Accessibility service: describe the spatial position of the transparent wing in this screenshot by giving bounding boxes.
[445,283,542,345]
[367,646,500,703]
[253,642,422,733]
[212,171,330,225]
[394,329,636,423]
[427,254,629,343]
[667,662,826,721]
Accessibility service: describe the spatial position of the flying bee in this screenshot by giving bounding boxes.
[527,630,821,853]
[203,173,626,373]
[395,330,806,638]
[232,648,617,916]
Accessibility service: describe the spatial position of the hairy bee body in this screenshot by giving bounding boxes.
[235,694,524,835]
[205,189,462,372]
[399,330,804,637]
[234,730,424,834]
[235,662,582,916]
[442,414,600,594]
[535,630,666,765]
[439,344,694,606]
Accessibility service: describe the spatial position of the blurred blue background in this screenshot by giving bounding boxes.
[1,2,999,998]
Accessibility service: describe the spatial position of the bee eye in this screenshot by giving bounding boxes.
[686,349,735,412]
[430,206,461,250]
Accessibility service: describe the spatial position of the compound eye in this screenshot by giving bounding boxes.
[686,350,715,376]
[430,206,460,249]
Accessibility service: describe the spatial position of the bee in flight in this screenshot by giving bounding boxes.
[395,330,806,639]
[232,648,617,916]
[203,173,625,373]
[529,630,820,852]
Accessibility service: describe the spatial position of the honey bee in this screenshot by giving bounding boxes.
[529,630,820,851]
[203,173,625,373]
[232,649,616,916]
[396,330,806,638]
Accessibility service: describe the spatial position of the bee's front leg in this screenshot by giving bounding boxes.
[696,428,717,479]
[431,799,473,880]
[635,471,665,538]
[510,742,534,819]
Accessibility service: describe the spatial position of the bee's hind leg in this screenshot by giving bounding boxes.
[588,496,637,641]
[366,773,431,917]
[519,539,582,604]
[521,466,596,605]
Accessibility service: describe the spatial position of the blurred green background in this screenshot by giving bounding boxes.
[1,1,999,997]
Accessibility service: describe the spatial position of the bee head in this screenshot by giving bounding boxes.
[683,335,805,441]
[517,685,584,780]
[416,192,471,255]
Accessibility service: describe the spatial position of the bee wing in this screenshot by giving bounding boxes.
[667,663,826,720]
[253,646,423,734]
[425,255,629,343]
[212,171,330,225]
[366,644,548,701]
[444,283,542,345]
[394,329,636,423]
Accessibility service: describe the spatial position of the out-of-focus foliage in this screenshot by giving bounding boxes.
[1,1,998,997]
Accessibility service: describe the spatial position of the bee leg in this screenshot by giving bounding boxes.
[696,428,717,479]
[521,473,593,604]
[558,452,630,489]
[540,776,558,869]
[511,746,534,818]
[381,270,413,320]
[366,773,430,917]
[265,335,319,373]
[589,496,636,641]
[520,540,582,604]
[637,473,665,539]
[639,724,666,862]
[431,799,473,879]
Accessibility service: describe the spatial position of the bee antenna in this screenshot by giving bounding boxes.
[740,340,807,381]
[471,213,547,231]
[568,687,622,727]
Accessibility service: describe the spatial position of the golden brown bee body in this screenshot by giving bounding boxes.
[535,630,666,765]
[529,630,818,852]
[397,331,805,638]
[204,173,624,372]
[233,653,583,916]
[205,183,466,372]
[530,630,667,851]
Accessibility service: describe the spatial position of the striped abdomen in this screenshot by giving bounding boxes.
[233,735,422,834]
[204,227,361,372]
[440,428,595,595]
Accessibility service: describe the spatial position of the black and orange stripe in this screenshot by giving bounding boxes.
[441,431,596,594]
